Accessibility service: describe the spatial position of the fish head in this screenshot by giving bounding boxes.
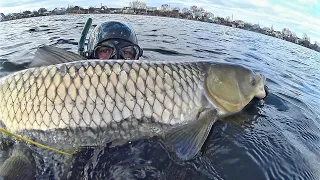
[205,63,267,116]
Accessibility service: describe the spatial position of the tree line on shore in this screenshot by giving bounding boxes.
[1,0,319,52]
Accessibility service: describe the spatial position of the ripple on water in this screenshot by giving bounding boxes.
[0,42,32,50]
[0,14,320,180]
[55,39,78,45]
[143,48,186,56]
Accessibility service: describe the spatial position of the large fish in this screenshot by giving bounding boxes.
[0,47,267,179]
[0,46,267,162]
[0,59,267,162]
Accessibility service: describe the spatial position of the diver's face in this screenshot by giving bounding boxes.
[95,46,114,59]
[93,40,140,60]
[121,46,135,59]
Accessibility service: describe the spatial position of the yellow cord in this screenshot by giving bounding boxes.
[0,127,72,156]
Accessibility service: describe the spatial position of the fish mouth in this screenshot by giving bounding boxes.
[254,74,267,99]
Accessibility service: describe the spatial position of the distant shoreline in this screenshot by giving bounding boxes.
[1,9,319,53]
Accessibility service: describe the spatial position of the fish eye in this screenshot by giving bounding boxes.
[250,77,256,86]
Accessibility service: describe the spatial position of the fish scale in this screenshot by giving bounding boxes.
[0,60,208,148]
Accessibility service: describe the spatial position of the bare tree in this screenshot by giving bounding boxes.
[190,6,199,19]
[160,4,170,11]
[204,12,213,18]
[129,0,147,9]
[283,29,297,42]
[190,5,198,13]
[189,5,207,19]
[189,6,205,13]
[302,33,310,42]
[291,32,297,41]
[182,8,190,14]
[172,7,180,12]
[88,6,95,14]
[32,10,39,16]
[282,28,295,42]
[282,28,291,36]
[314,41,320,52]
[302,33,311,47]
[199,7,205,13]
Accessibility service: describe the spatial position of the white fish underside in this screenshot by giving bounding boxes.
[0,60,212,147]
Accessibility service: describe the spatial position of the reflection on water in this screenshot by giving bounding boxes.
[0,14,320,179]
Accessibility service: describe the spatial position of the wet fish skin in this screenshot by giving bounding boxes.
[0,60,209,145]
[0,60,266,150]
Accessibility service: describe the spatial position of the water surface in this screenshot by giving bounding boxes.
[0,14,319,180]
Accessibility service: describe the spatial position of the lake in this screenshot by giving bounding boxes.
[0,14,319,180]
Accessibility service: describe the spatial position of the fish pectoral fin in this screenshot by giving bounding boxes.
[29,45,86,68]
[163,109,218,161]
[0,145,36,180]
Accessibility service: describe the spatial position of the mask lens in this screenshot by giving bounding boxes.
[120,45,140,60]
[95,46,114,59]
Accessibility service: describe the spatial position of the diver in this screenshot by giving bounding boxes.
[82,21,143,60]
[0,20,143,71]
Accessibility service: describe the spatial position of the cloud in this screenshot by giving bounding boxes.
[250,0,270,7]
[298,0,319,4]
[283,1,306,11]
[0,0,38,7]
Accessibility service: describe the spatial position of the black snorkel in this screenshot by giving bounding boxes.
[78,18,92,57]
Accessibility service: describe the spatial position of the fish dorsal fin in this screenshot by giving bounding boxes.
[164,109,217,160]
[29,45,86,68]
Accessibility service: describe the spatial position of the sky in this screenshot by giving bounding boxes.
[1,0,320,42]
